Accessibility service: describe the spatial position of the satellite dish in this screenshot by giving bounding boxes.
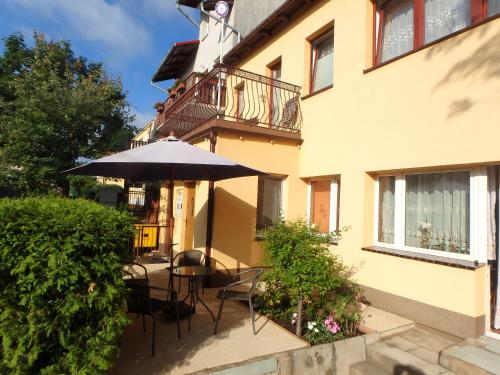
[215,1,229,17]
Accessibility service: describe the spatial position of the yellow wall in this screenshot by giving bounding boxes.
[233,0,500,319]
[210,132,305,270]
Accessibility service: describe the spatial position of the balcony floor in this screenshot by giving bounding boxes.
[112,266,308,375]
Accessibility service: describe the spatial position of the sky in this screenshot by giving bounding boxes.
[0,0,199,130]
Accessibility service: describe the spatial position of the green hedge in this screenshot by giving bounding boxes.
[0,197,134,374]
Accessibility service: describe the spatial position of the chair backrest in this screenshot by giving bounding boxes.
[172,250,205,267]
[235,268,264,296]
[125,282,151,315]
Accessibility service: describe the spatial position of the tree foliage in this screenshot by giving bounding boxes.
[0,33,135,196]
[0,196,134,374]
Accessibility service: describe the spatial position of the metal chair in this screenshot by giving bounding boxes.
[123,261,149,280]
[124,280,180,357]
[213,268,264,335]
[168,250,206,293]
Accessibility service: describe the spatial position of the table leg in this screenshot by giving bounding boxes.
[194,278,216,321]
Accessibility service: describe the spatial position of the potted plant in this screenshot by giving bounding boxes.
[154,101,164,113]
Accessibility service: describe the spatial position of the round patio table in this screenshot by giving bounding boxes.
[172,266,215,331]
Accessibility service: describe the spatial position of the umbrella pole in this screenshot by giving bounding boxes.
[163,179,174,260]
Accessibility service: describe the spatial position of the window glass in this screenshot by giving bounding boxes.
[256,176,283,232]
[424,0,471,43]
[405,171,470,254]
[378,176,396,244]
[381,0,414,62]
[489,0,500,16]
[311,33,333,92]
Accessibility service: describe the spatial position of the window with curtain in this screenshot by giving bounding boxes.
[256,176,283,233]
[425,0,471,43]
[311,31,334,93]
[378,176,396,244]
[405,172,470,254]
[375,0,499,64]
[489,0,500,16]
[376,170,474,258]
[380,0,414,62]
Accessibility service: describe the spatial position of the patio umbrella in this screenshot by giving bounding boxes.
[63,135,266,258]
[64,136,265,181]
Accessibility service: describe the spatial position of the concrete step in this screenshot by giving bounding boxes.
[439,344,500,375]
[350,361,389,375]
[368,341,450,375]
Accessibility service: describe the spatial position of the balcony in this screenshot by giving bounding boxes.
[129,140,149,149]
[155,64,302,139]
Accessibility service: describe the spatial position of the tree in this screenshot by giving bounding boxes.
[0,33,135,196]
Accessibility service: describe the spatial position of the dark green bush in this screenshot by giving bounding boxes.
[257,218,362,345]
[0,196,134,374]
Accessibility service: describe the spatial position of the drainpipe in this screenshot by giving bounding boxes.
[205,130,217,267]
[176,1,200,28]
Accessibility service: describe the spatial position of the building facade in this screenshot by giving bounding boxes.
[148,0,500,339]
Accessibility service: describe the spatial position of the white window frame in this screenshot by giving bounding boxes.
[307,178,339,234]
[256,175,285,237]
[374,168,487,262]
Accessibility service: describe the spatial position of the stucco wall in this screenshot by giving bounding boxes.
[232,0,500,324]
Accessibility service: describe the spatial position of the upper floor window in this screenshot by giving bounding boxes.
[310,30,334,93]
[375,0,500,64]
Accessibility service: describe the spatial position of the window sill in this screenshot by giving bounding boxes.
[364,13,500,74]
[301,84,333,100]
[361,246,484,270]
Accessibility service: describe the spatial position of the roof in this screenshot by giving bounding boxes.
[223,0,322,65]
[151,40,200,82]
[177,0,234,11]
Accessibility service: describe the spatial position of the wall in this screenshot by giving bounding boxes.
[210,132,305,270]
[233,0,500,336]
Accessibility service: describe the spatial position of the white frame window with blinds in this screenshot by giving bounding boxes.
[374,168,487,262]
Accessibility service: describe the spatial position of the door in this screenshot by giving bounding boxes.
[181,182,196,250]
[270,62,282,126]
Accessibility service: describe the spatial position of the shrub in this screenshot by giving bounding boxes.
[257,218,362,344]
[0,196,134,374]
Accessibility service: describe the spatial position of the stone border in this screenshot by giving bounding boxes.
[188,333,380,375]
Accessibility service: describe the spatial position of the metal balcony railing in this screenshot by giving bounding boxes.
[129,140,149,149]
[155,64,302,138]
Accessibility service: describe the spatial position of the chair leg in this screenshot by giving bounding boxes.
[142,314,146,333]
[175,301,181,339]
[249,299,256,335]
[151,315,156,357]
[213,297,225,335]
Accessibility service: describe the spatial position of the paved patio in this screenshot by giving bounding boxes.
[112,266,308,375]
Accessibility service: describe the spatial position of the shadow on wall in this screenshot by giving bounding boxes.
[426,22,500,119]
[210,187,261,269]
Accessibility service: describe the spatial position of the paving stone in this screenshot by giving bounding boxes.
[409,347,440,364]
[398,328,458,353]
[209,357,278,375]
[385,336,420,351]
[350,361,389,375]
[360,304,414,337]
[439,345,500,375]
[483,340,500,356]
[368,342,448,375]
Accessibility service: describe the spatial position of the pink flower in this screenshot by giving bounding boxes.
[324,315,341,334]
[291,319,296,325]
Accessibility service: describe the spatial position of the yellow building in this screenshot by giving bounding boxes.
[152,0,500,339]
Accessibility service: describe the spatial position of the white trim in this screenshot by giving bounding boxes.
[373,177,380,243]
[374,168,488,262]
[329,180,338,233]
[306,182,312,222]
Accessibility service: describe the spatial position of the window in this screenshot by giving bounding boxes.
[308,179,339,234]
[375,0,500,64]
[256,176,283,233]
[269,60,282,126]
[310,31,334,93]
[375,169,487,260]
[235,83,244,119]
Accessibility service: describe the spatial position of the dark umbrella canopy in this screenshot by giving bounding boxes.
[63,137,266,181]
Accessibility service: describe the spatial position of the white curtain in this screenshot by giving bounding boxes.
[489,0,500,17]
[312,35,333,92]
[378,176,396,244]
[487,166,497,261]
[425,0,471,43]
[381,0,414,62]
[405,172,470,254]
